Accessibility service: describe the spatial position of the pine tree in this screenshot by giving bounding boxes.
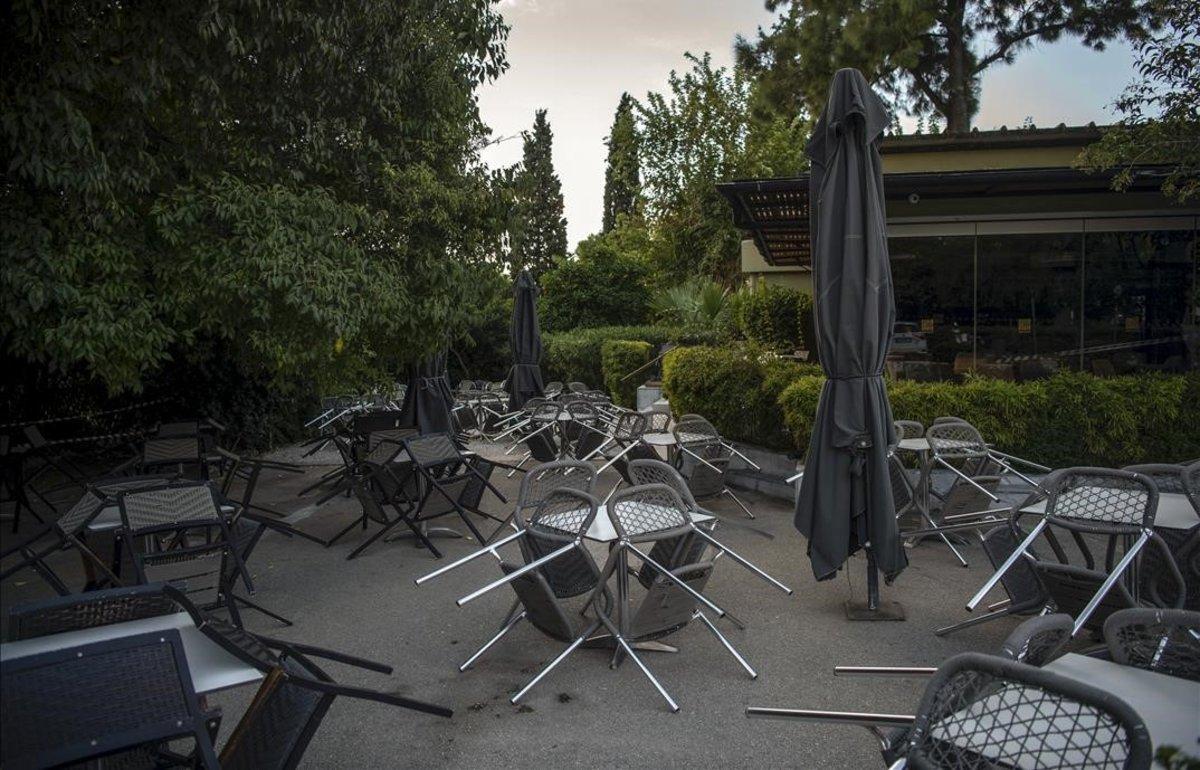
[509,109,567,280]
[736,0,1164,133]
[602,93,641,232]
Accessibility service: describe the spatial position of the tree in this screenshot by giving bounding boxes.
[0,0,509,394]
[509,109,568,280]
[1076,0,1199,204]
[638,53,808,282]
[737,0,1162,133]
[603,93,642,232]
[539,225,652,331]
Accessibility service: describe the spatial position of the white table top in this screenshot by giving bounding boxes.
[1020,492,1198,531]
[897,437,930,452]
[1045,653,1200,755]
[931,653,1198,769]
[641,432,676,447]
[0,612,263,695]
[538,503,714,543]
[87,502,238,533]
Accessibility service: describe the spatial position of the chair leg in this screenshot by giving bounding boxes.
[460,608,526,672]
[325,515,365,548]
[695,611,757,679]
[722,488,755,519]
[233,593,293,627]
[616,636,679,713]
[933,604,1025,637]
[510,620,601,704]
[346,518,408,560]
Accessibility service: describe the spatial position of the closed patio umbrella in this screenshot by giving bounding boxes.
[794,69,907,615]
[399,350,454,435]
[505,269,544,410]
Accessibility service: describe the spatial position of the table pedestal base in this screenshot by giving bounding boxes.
[844,599,906,621]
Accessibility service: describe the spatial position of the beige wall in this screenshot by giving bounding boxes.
[740,239,813,292]
[882,145,1088,173]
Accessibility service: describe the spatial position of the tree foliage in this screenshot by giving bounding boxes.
[1,0,509,393]
[737,0,1162,132]
[637,53,808,283]
[603,93,642,233]
[1075,0,1200,203]
[539,225,652,332]
[509,109,567,281]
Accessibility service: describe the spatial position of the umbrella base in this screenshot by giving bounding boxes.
[843,600,906,621]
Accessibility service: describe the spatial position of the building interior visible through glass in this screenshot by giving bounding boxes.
[719,125,1199,381]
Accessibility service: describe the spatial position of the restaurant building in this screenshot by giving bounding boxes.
[717,124,1199,379]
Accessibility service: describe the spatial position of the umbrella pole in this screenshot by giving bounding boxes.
[845,436,905,621]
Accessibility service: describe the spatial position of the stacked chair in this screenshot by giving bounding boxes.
[672,415,757,519]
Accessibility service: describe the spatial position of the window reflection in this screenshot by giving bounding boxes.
[977,233,1083,378]
[888,235,974,380]
[1083,230,1197,374]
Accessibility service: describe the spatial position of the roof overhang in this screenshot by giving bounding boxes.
[717,166,1177,267]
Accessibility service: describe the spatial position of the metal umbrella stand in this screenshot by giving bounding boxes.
[794,69,907,620]
[505,269,545,411]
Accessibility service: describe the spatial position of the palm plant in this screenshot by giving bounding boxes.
[651,276,730,328]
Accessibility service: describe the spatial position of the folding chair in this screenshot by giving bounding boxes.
[1102,607,1200,681]
[558,485,760,711]
[968,467,1185,635]
[925,420,1047,492]
[1122,463,1200,608]
[400,433,508,558]
[118,481,254,626]
[1,629,221,769]
[478,459,596,546]
[0,474,180,595]
[748,652,1152,769]
[586,410,647,469]
[672,417,758,519]
[457,488,607,676]
[831,612,1075,764]
[893,420,924,440]
[935,521,1052,636]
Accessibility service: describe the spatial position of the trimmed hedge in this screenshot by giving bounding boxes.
[666,344,1200,467]
[543,325,722,388]
[662,344,820,449]
[780,369,1200,467]
[732,283,817,358]
[601,340,653,408]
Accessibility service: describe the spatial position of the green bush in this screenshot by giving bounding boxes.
[733,283,817,357]
[543,325,722,387]
[539,232,652,332]
[779,370,1200,467]
[662,344,818,449]
[601,340,653,408]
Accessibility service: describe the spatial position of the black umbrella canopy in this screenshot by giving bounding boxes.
[794,69,907,583]
[399,350,455,435]
[505,269,545,410]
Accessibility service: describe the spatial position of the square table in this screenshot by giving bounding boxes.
[0,611,262,695]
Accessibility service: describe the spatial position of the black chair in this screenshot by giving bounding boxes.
[1,630,220,769]
[905,653,1151,769]
[117,481,253,625]
[936,521,1052,636]
[458,489,606,683]
[673,417,755,519]
[401,433,507,558]
[1123,463,1200,609]
[749,651,1152,770]
[1014,467,1185,634]
[1103,607,1200,681]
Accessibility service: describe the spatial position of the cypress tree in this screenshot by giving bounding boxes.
[510,109,567,280]
[602,92,641,232]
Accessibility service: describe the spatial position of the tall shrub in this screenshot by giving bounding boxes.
[601,340,653,407]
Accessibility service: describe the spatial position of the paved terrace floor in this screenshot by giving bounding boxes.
[0,443,1072,769]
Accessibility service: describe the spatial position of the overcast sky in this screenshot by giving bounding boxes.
[478,0,1138,249]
